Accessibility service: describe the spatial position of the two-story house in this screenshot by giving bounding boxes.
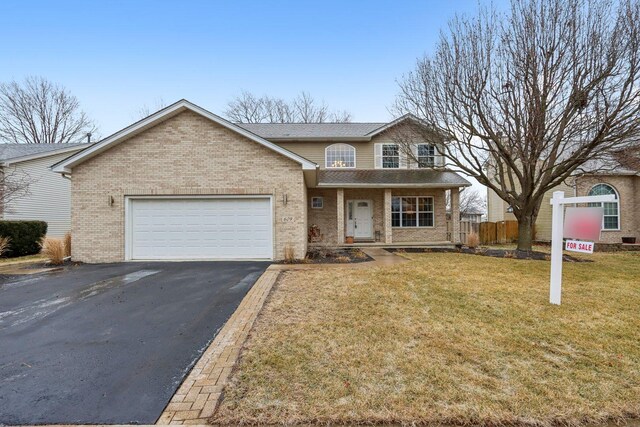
[52,100,470,262]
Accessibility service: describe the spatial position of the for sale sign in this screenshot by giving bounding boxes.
[565,239,595,254]
[563,207,603,242]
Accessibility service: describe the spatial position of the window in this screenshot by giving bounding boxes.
[417,144,436,167]
[391,196,434,227]
[382,144,400,168]
[587,184,619,230]
[325,144,355,168]
[311,197,324,209]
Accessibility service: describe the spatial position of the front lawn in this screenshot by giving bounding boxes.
[215,251,640,426]
[0,254,46,265]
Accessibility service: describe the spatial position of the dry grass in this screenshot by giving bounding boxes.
[467,232,480,248]
[0,236,11,256]
[63,232,71,258]
[215,251,640,426]
[39,237,65,265]
[283,245,296,263]
[0,254,45,265]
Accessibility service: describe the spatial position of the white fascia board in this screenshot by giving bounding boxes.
[316,182,472,189]
[52,100,318,174]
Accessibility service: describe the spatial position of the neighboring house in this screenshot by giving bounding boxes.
[487,155,640,244]
[461,211,483,223]
[0,143,89,237]
[52,99,471,263]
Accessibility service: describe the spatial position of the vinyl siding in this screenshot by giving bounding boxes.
[274,133,443,170]
[533,181,575,241]
[275,141,375,169]
[2,151,79,237]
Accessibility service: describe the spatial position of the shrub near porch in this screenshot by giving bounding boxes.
[215,251,640,426]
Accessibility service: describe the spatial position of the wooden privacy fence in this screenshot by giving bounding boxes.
[479,220,519,244]
[446,220,480,243]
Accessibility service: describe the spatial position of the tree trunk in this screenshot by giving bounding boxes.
[515,213,536,252]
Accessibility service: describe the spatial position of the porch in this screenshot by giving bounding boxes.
[307,187,463,246]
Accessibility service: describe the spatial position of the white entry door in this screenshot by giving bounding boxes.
[353,200,373,239]
[128,197,273,260]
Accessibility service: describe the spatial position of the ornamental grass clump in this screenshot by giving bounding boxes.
[39,237,65,265]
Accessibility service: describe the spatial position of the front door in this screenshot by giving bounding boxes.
[353,200,373,239]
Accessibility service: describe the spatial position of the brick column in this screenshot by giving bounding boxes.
[337,188,345,244]
[383,189,392,243]
[451,188,461,244]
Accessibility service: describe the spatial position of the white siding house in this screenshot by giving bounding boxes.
[1,144,88,237]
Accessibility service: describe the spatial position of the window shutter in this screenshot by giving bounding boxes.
[400,144,409,169]
[410,143,419,169]
[374,143,383,169]
[434,144,442,167]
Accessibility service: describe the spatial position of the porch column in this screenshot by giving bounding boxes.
[337,188,345,244]
[451,188,461,244]
[383,189,392,243]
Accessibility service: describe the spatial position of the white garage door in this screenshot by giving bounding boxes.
[128,197,273,260]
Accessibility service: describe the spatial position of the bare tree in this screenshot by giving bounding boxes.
[135,98,167,120]
[394,0,640,251]
[446,188,486,217]
[225,91,352,123]
[0,76,96,144]
[0,167,33,215]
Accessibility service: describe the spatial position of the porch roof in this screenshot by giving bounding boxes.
[316,169,472,188]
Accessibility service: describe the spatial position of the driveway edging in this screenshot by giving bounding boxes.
[157,266,280,425]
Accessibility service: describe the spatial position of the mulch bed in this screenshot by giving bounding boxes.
[278,248,373,264]
[386,247,591,262]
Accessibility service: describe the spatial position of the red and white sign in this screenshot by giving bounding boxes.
[565,239,594,254]
[563,207,603,242]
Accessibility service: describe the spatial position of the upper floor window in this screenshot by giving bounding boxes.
[417,144,436,167]
[587,183,619,230]
[381,144,400,168]
[325,144,355,168]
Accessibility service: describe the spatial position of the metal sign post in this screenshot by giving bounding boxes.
[549,191,615,305]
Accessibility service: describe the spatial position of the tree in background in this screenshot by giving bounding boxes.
[135,98,167,120]
[225,91,352,123]
[0,76,96,144]
[446,188,486,219]
[394,0,640,251]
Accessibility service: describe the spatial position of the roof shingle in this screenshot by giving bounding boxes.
[0,143,89,162]
[318,169,471,187]
[238,123,385,140]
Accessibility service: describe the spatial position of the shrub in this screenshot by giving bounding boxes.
[0,221,48,257]
[63,232,71,258]
[39,237,65,265]
[0,236,11,256]
[283,245,296,263]
[467,232,480,249]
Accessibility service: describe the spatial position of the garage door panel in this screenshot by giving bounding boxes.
[129,198,273,260]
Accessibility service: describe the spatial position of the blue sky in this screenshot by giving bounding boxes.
[2,0,507,137]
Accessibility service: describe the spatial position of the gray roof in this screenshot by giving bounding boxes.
[0,143,89,162]
[238,123,385,140]
[317,169,472,187]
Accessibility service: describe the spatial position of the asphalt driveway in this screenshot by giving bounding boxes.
[0,261,269,425]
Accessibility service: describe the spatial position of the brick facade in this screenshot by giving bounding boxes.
[575,175,639,243]
[307,187,450,245]
[71,111,307,262]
